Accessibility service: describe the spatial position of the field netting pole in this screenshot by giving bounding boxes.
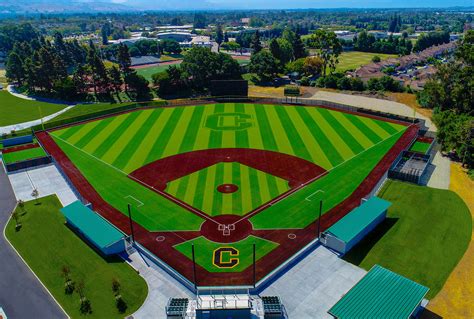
[252,243,256,288]
[127,204,135,243]
[192,244,197,291]
[317,200,323,240]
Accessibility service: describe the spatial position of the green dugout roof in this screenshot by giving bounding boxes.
[325,196,391,243]
[61,201,124,248]
[329,265,429,319]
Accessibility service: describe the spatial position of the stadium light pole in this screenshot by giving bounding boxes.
[127,204,135,243]
[253,243,256,288]
[317,200,323,240]
[191,244,197,291]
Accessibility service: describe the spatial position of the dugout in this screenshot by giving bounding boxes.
[321,197,391,255]
[329,265,429,319]
[61,201,125,255]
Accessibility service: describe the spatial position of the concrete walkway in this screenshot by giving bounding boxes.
[261,246,367,318]
[0,163,67,319]
[7,164,78,206]
[127,250,194,319]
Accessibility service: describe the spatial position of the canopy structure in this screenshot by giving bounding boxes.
[322,196,391,254]
[329,265,429,319]
[61,201,125,255]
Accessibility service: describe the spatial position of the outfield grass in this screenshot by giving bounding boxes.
[50,103,406,232]
[175,235,278,272]
[344,180,472,299]
[5,195,147,319]
[2,146,47,164]
[136,63,181,81]
[0,91,67,126]
[409,141,431,154]
[334,51,397,72]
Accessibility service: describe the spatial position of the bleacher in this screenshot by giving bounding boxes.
[262,296,284,319]
[166,298,189,318]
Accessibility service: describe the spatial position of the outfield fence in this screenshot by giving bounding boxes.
[31,96,420,134]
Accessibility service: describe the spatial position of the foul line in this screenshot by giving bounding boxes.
[50,133,221,229]
[232,124,414,227]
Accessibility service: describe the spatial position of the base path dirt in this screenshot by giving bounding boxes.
[425,163,474,318]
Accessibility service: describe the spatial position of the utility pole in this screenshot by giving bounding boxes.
[317,200,323,240]
[253,243,256,288]
[192,244,197,291]
[127,204,135,243]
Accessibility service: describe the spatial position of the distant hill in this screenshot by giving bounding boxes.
[0,0,136,14]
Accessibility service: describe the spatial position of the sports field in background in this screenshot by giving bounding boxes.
[40,103,412,285]
[329,51,397,72]
[135,62,182,81]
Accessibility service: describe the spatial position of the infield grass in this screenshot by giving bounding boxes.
[409,141,431,154]
[2,146,47,164]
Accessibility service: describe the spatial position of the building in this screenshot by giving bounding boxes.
[157,32,192,42]
[329,265,429,319]
[61,201,126,255]
[321,196,391,254]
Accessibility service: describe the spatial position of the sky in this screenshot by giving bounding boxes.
[112,0,473,10]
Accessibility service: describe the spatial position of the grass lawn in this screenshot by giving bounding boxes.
[5,195,147,319]
[136,63,182,82]
[343,180,472,299]
[334,51,397,72]
[409,141,431,154]
[0,69,7,86]
[2,146,47,164]
[0,91,67,126]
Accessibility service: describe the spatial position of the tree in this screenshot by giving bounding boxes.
[31,189,39,204]
[108,66,123,101]
[215,24,224,52]
[5,51,24,85]
[250,31,262,54]
[292,34,307,60]
[193,14,206,29]
[372,55,381,63]
[269,39,282,63]
[160,39,182,55]
[11,210,21,230]
[308,30,342,75]
[249,50,279,81]
[303,56,324,76]
[101,23,111,45]
[125,71,151,100]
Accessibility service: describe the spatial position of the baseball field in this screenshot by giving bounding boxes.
[38,102,417,285]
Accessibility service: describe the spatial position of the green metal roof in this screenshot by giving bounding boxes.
[61,201,124,248]
[325,196,391,243]
[329,265,429,319]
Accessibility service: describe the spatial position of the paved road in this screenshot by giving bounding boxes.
[0,164,66,319]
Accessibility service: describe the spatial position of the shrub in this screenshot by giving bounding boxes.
[284,85,300,96]
[367,78,383,91]
[315,77,326,88]
[116,295,128,313]
[324,75,338,89]
[337,77,352,90]
[350,77,365,91]
[372,55,381,63]
[300,76,310,86]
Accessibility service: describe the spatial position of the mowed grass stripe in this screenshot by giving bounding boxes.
[301,107,354,160]
[256,170,272,205]
[56,124,84,140]
[344,113,382,144]
[81,115,127,154]
[239,165,253,214]
[145,107,185,163]
[253,104,278,151]
[123,108,173,173]
[221,163,233,213]
[192,104,215,151]
[274,106,313,162]
[221,104,236,148]
[175,175,190,202]
[161,107,197,158]
[319,109,367,153]
[266,174,280,199]
[192,169,208,210]
[288,107,337,168]
[178,106,206,153]
[183,171,199,205]
[372,118,401,135]
[234,103,250,148]
[74,118,115,149]
[65,120,102,145]
[208,104,225,149]
[112,109,163,170]
[92,112,141,159]
[201,164,217,214]
[231,162,243,215]
[102,111,152,164]
[263,106,295,156]
[211,163,225,216]
[357,116,392,140]
[248,168,262,209]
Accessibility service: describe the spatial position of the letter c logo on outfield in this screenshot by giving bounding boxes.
[205,113,253,131]
[213,247,240,268]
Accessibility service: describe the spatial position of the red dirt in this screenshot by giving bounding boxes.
[131,60,182,70]
[217,184,239,194]
[129,148,325,191]
[201,215,253,243]
[416,136,434,143]
[2,143,39,154]
[36,109,418,287]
